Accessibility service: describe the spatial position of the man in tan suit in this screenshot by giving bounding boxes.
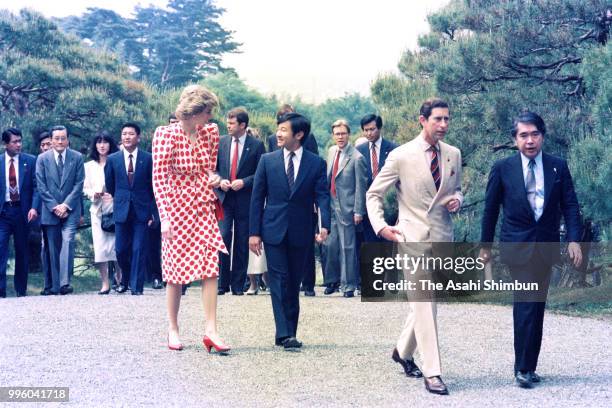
[366,98,462,395]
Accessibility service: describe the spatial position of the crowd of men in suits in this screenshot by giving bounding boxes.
[0,99,584,394]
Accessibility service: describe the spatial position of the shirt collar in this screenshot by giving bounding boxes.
[124,147,139,159]
[418,132,440,152]
[232,133,247,144]
[370,137,382,150]
[53,149,65,161]
[284,146,303,161]
[520,151,543,169]
[5,152,19,162]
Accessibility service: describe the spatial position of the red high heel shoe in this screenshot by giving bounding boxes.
[203,335,231,353]
[168,334,184,351]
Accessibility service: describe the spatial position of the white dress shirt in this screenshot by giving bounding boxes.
[369,137,382,174]
[5,152,19,202]
[284,147,303,182]
[123,148,139,173]
[229,133,247,167]
[521,151,544,220]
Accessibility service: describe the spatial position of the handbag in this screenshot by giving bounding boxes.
[101,212,115,233]
[214,199,224,221]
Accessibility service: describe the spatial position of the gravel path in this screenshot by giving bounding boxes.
[1,287,610,407]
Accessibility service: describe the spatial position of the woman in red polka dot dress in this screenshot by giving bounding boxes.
[152,84,230,353]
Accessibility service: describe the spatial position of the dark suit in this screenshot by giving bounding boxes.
[481,152,581,374]
[0,153,39,296]
[105,149,157,293]
[215,134,265,293]
[250,148,330,342]
[36,148,84,293]
[356,138,397,242]
[268,133,320,290]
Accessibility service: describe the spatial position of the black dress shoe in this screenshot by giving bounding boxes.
[304,289,315,297]
[391,348,423,378]
[424,376,449,395]
[40,288,54,296]
[59,285,74,295]
[282,337,303,349]
[0,290,6,298]
[232,291,244,296]
[343,290,354,298]
[182,285,188,295]
[528,371,541,383]
[324,286,338,295]
[16,292,26,297]
[152,279,163,290]
[131,291,143,296]
[115,285,128,293]
[98,289,111,295]
[515,371,533,388]
[217,288,227,295]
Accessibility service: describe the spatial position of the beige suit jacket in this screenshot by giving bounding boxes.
[366,133,463,243]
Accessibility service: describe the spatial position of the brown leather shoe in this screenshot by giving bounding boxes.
[391,348,423,378]
[424,376,449,395]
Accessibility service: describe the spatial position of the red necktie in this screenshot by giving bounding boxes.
[128,154,134,186]
[230,138,239,181]
[9,158,19,202]
[371,143,379,178]
[330,150,341,198]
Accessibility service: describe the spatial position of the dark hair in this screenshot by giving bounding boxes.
[511,111,546,138]
[2,127,22,144]
[419,98,449,119]
[277,112,311,145]
[50,125,68,137]
[360,114,383,130]
[38,131,51,143]
[89,131,119,162]
[168,113,177,122]
[276,104,295,121]
[121,122,141,136]
[227,107,249,127]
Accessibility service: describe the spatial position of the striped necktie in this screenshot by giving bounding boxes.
[430,146,440,191]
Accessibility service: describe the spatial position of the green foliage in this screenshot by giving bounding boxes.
[56,0,240,88]
[370,0,612,241]
[0,10,161,153]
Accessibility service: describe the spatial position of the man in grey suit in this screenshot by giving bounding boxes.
[36,126,84,295]
[323,120,367,298]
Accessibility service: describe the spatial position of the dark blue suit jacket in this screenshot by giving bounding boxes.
[356,138,398,188]
[104,150,158,223]
[0,153,39,221]
[249,149,330,246]
[481,152,582,266]
[215,135,265,205]
[268,133,319,155]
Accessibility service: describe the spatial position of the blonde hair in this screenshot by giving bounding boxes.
[175,84,219,120]
[331,119,351,134]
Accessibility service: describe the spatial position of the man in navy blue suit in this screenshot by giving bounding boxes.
[216,108,265,295]
[267,104,320,296]
[355,114,397,243]
[0,128,39,298]
[249,112,330,349]
[105,123,157,296]
[480,111,582,389]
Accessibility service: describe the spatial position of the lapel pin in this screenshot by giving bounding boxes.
[553,167,557,173]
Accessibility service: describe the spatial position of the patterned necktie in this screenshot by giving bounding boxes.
[525,159,537,215]
[330,150,341,198]
[371,143,379,178]
[9,158,19,202]
[286,151,295,189]
[128,154,134,186]
[430,146,440,191]
[57,153,64,181]
[230,138,239,181]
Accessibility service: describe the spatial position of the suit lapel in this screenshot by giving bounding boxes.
[0,155,5,196]
[275,150,291,195]
[222,136,231,178]
[510,154,534,216]
[542,153,555,211]
[291,151,310,196]
[336,145,353,177]
[18,156,27,192]
[60,150,72,188]
[236,136,252,175]
[134,152,147,190]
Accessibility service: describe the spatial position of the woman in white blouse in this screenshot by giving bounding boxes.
[83,132,121,294]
